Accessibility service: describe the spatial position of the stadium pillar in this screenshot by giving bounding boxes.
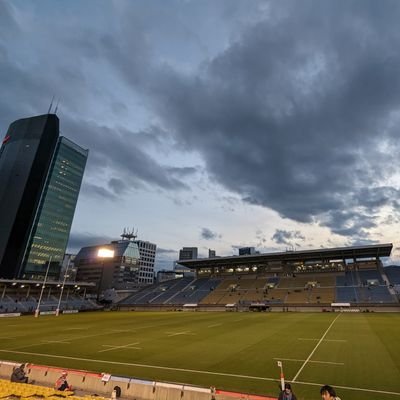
[56,263,70,316]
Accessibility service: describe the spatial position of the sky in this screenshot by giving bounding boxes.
[2,0,400,269]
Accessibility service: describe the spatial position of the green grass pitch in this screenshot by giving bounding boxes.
[0,311,399,400]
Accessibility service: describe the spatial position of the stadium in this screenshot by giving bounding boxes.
[1,243,400,400]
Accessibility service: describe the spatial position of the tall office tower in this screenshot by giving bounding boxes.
[0,114,88,280]
[135,240,157,286]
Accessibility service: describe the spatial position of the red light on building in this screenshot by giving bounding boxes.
[2,135,10,144]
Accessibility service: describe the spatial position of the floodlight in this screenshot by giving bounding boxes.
[98,248,115,258]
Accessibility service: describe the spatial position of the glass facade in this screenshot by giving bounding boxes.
[22,137,88,279]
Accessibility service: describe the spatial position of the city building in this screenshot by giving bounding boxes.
[209,249,216,258]
[119,230,157,286]
[135,240,157,286]
[179,247,198,260]
[74,240,140,296]
[239,247,258,256]
[0,114,87,280]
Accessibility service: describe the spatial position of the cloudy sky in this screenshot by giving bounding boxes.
[2,0,400,268]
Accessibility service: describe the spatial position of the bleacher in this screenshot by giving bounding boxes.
[358,269,383,285]
[336,286,358,302]
[0,379,76,399]
[115,264,400,308]
[167,278,222,304]
[153,277,195,304]
[384,266,400,285]
[119,277,195,305]
[0,294,100,314]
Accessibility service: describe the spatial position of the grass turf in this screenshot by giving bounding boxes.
[0,311,399,400]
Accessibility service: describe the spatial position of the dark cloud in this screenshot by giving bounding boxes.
[108,178,127,195]
[2,0,400,244]
[62,116,191,194]
[272,229,306,246]
[349,238,380,247]
[201,228,221,240]
[130,0,400,239]
[67,232,115,253]
[82,183,117,201]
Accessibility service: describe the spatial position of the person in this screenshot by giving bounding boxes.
[55,371,72,391]
[278,383,297,400]
[11,364,28,383]
[320,385,341,400]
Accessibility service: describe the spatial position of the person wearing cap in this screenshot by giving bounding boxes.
[278,383,297,400]
[55,371,72,391]
[320,385,341,400]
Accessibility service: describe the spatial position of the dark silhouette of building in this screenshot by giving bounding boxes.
[0,114,87,279]
[179,247,198,260]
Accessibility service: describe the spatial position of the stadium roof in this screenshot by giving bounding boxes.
[177,243,393,269]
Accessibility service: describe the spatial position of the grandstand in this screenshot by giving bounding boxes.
[117,243,400,311]
[0,279,100,315]
[1,244,399,314]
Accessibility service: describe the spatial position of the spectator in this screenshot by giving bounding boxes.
[11,364,28,383]
[278,383,297,400]
[55,371,72,391]
[320,385,341,400]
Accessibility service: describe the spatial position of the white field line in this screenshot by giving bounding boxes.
[298,338,347,342]
[165,331,195,337]
[273,357,344,366]
[98,342,141,353]
[292,313,341,382]
[207,324,222,328]
[65,328,89,330]
[0,349,399,397]
[9,330,134,351]
[42,340,71,344]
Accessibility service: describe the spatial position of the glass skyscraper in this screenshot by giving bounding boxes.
[22,137,88,279]
[0,114,87,280]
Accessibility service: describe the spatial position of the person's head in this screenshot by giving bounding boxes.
[61,371,68,377]
[284,383,292,393]
[320,385,336,399]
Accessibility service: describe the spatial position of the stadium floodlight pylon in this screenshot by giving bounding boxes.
[35,256,52,318]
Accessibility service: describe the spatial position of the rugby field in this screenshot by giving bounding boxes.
[0,311,399,400]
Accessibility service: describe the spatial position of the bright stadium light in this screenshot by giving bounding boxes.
[98,248,115,258]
